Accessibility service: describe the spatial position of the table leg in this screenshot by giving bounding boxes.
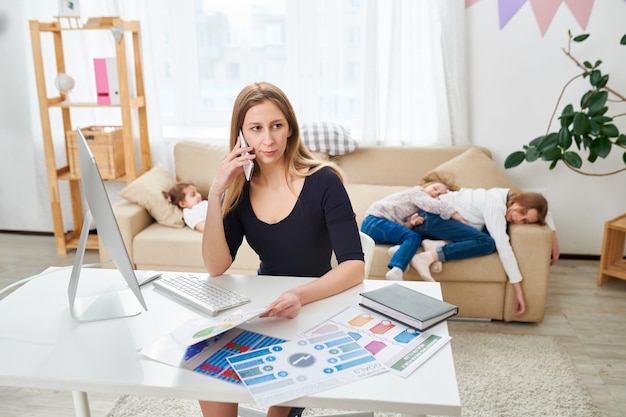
[71,391,92,417]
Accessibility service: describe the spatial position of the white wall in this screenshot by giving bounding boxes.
[466,1,626,255]
[1,1,624,255]
[0,2,56,231]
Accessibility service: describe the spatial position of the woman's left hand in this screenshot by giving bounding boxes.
[260,290,302,319]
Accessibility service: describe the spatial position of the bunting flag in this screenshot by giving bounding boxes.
[529,0,563,36]
[498,0,526,29]
[466,0,597,36]
[564,0,595,29]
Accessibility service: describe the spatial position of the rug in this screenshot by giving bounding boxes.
[105,332,601,417]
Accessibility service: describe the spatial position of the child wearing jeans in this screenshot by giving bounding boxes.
[163,182,208,232]
[361,182,466,281]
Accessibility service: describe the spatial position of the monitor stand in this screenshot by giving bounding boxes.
[68,211,143,322]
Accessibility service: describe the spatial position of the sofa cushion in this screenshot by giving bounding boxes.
[174,141,230,196]
[423,146,521,193]
[301,122,358,156]
[119,164,184,228]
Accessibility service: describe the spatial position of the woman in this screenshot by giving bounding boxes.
[409,188,558,317]
[201,81,365,417]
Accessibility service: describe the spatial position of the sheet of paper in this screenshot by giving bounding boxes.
[226,328,386,407]
[140,307,268,367]
[299,305,450,377]
[182,328,286,384]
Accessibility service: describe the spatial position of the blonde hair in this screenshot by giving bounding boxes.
[222,81,344,216]
[421,179,459,192]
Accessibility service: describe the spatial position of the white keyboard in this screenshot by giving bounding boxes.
[153,274,251,316]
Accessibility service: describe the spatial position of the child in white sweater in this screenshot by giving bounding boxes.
[163,182,208,232]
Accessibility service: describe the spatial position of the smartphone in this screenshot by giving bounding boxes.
[238,129,254,181]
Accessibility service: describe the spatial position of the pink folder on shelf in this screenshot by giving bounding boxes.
[94,57,120,105]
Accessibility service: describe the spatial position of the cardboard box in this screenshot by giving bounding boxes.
[67,126,125,180]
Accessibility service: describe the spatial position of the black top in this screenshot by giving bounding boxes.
[224,167,364,277]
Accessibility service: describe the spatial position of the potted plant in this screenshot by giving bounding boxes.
[504,31,626,177]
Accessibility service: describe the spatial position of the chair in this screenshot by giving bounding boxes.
[330,231,376,279]
[359,231,375,279]
[238,233,376,417]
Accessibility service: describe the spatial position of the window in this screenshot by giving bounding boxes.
[147,0,464,146]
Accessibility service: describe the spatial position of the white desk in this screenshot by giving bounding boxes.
[0,268,461,417]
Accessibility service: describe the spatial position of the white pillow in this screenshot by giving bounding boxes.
[119,164,184,228]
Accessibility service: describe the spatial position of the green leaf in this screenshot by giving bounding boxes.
[589,120,601,136]
[589,90,609,109]
[573,113,590,135]
[591,137,612,158]
[557,127,572,148]
[598,74,609,88]
[583,61,592,69]
[616,134,626,146]
[561,104,575,115]
[574,134,583,149]
[573,34,590,42]
[537,133,559,153]
[591,115,612,124]
[563,151,582,168]
[601,124,619,138]
[542,147,562,161]
[623,151,626,165]
[529,135,545,147]
[549,160,558,170]
[526,148,540,162]
[559,104,575,127]
[589,70,601,87]
[580,91,593,109]
[621,34,626,45]
[504,152,526,169]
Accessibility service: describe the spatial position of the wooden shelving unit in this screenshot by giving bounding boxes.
[597,213,626,286]
[29,18,151,255]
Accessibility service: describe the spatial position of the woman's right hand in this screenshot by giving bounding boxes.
[208,138,256,199]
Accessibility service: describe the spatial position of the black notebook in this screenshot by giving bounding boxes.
[359,284,458,331]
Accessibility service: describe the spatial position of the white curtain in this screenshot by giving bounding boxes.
[362,0,468,146]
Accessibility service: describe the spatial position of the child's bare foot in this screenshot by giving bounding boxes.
[410,252,435,282]
[422,239,445,273]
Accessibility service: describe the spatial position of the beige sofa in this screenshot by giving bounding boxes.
[105,141,553,323]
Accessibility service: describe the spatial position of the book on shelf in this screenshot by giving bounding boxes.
[359,283,458,331]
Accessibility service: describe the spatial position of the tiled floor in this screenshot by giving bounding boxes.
[1,232,625,416]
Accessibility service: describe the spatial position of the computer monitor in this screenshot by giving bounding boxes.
[68,126,148,322]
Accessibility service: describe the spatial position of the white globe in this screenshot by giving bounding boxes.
[55,73,75,94]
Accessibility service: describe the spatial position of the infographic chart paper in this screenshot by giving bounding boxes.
[299,305,450,377]
[226,328,386,407]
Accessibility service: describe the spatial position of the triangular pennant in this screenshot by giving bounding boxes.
[498,0,527,29]
[529,0,564,36]
[564,0,595,29]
